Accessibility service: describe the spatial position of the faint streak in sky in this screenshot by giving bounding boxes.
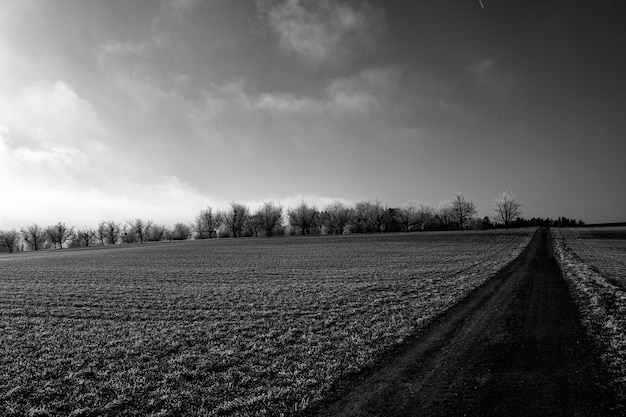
[479,0,484,9]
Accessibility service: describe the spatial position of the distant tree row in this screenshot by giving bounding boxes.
[192,195,479,239]
[0,220,193,252]
[0,191,585,252]
[484,216,585,229]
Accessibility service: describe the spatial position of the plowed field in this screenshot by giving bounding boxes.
[0,230,533,416]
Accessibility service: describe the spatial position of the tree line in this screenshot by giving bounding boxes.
[0,191,584,253]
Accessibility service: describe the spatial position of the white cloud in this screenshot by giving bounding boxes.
[0,1,38,31]
[469,59,495,80]
[468,58,515,96]
[259,0,385,67]
[0,124,12,145]
[12,143,89,172]
[106,69,174,111]
[0,121,214,228]
[165,0,198,18]
[0,80,106,151]
[193,67,399,125]
[0,171,214,229]
[173,72,191,85]
[0,79,216,229]
[325,67,400,114]
[275,194,355,211]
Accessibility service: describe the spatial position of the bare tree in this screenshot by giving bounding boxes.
[287,200,319,235]
[126,218,153,243]
[493,190,522,229]
[352,200,386,233]
[436,201,455,230]
[396,203,420,232]
[221,202,249,238]
[146,224,167,241]
[193,206,221,239]
[21,223,45,251]
[45,222,75,249]
[76,228,96,247]
[415,204,436,230]
[396,203,435,232]
[101,221,121,245]
[96,222,107,245]
[170,223,192,240]
[247,210,263,237]
[121,224,136,243]
[0,230,20,253]
[257,201,283,237]
[321,201,353,235]
[44,226,57,249]
[450,193,477,230]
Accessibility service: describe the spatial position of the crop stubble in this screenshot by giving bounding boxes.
[552,227,626,406]
[0,230,533,416]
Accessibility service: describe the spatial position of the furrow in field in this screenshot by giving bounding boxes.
[0,230,534,416]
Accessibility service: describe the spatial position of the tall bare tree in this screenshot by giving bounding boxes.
[221,202,249,238]
[170,223,192,240]
[0,229,20,253]
[248,210,263,237]
[126,218,153,243]
[352,200,386,233]
[122,224,135,243]
[96,222,107,245]
[436,201,454,230]
[21,223,45,251]
[450,193,477,230]
[257,201,283,237]
[147,224,167,241]
[287,200,319,235]
[193,206,221,239]
[415,204,436,230]
[396,203,435,232]
[101,221,121,245]
[44,225,57,249]
[493,190,522,229]
[396,203,421,232]
[45,222,75,249]
[76,228,96,247]
[321,201,353,235]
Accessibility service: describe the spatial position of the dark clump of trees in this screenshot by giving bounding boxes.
[0,190,590,252]
[0,230,20,253]
[490,217,585,229]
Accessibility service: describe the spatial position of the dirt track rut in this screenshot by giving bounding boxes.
[311,229,617,416]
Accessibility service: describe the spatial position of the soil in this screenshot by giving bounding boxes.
[310,228,619,416]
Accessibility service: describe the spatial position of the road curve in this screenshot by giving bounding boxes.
[310,228,618,416]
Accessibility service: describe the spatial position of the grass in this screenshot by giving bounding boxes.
[552,227,626,406]
[0,230,533,416]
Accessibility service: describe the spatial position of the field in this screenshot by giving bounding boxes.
[552,227,626,401]
[0,230,533,416]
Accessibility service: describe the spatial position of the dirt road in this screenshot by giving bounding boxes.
[311,229,618,416]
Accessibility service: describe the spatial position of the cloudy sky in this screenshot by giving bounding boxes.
[1,0,625,228]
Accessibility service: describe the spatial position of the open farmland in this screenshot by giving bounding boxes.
[0,230,533,416]
[552,227,626,403]
[553,227,626,288]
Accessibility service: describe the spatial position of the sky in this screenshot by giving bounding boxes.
[1,0,625,229]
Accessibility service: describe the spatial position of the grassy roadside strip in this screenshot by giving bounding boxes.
[551,228,626,405]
